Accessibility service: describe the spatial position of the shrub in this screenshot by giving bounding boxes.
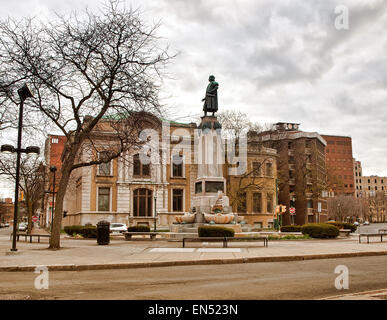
[64,225,97,238]
[280,225,302,232]
[301,223,339,239]
[326,221,357,233]
[198,226,235,237]
[127,225,151,232]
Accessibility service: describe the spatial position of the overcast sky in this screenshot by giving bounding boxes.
[1,0,387,198]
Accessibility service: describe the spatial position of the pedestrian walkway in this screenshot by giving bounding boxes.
[1,233,387,272]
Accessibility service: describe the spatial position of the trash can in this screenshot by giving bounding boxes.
[97,220,110,245]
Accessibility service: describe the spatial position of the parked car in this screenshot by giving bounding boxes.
[363,221,370,225]
[109,223,128,233]
[0,223,4,228]
[353,221,359,226]
[18,222,28,232]
[4,223,9,227]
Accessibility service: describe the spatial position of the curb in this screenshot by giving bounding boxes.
[1,250,387,272]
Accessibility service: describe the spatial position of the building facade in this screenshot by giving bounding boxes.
[322,135,355,196]
[42,134,67,228]
[46,115,278,228]
[258,122,328,225]
[0,198,13,224]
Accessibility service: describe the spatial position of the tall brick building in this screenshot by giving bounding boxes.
[257,123,328,225]
[42,134,67,227]
[322,135,355,196]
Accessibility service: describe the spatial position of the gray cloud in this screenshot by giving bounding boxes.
[1,0,387,186]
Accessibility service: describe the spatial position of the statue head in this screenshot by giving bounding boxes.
[208,75,215,82]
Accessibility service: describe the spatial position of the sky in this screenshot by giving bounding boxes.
[1,0,387,198]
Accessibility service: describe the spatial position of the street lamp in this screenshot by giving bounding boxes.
[0,84,38,252]
[154,195,157,232]
[49,166,57,234]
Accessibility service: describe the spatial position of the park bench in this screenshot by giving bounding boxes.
[182,236,268,248]
[10,232,51,243]
[339,229,352,237]
[123,232,158,240]
[359,233,386,244]
[379,229,387,234]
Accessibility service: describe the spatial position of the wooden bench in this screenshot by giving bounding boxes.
[182,236,269,248]
[359,233,386,243]
[379,229,387,234]
[339,229,352,237]
[10,233,51,243]
[123,232,158,240]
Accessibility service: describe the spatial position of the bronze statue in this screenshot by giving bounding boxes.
[202,75,219,116]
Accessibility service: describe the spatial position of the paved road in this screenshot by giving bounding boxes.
[0,255,386,300]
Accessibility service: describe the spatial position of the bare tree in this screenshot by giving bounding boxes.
[0,154,45,233]
[327,195,368,222]
[0,1,173,248]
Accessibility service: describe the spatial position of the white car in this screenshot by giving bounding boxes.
[109,223,127,233]
[353,221,359,226]
[363,221,370,225]
[18,222,28,232]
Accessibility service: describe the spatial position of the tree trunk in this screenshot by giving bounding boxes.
[49,142,79,249]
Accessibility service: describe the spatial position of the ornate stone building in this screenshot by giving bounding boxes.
[48,114,278,228]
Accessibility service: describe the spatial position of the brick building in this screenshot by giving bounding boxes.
[256,122,328,225]
[42,134,67,227]
[0,198,13,224]
[322,135,355,196]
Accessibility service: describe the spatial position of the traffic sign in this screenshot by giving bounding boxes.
[289,207,296,214]
[32,216,39,222]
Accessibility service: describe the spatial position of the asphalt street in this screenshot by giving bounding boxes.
[0,255,386,300]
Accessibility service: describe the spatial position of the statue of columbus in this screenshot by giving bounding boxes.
[202,75,219,116]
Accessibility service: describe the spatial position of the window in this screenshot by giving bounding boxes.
[133,154,150,177]
[252,162,261,176]
[265,163,273,177]
[266,193,273,213]
[172,154,183,177]
[252,193,262,213]
[237,192,247,213]
[133,188,152,217]
[205,181,224,193]
[173,189,183,212]
[98,187,110,211]
[98,151,111,176]
[195,182,202,194]
[307,199,313,208]
[51,138,58,144]
[288,142,292,149]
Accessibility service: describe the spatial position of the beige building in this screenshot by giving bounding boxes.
[53,114,278,228]
[354,160,387,197]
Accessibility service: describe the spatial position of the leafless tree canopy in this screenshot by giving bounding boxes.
[0,0,174,248]
[0,154,45,233]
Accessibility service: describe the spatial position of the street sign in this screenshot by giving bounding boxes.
[289,207,296,214]
[32,216,39,222]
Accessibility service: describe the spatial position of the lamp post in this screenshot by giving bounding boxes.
[0,84,37,252]
[49,166,57,234]
[154,196,157,232]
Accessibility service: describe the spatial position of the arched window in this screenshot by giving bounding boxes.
[133,188,152,217]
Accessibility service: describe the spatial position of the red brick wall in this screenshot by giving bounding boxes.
[322,135,355,196]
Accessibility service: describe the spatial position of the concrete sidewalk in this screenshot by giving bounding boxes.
[1,234,387,272]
